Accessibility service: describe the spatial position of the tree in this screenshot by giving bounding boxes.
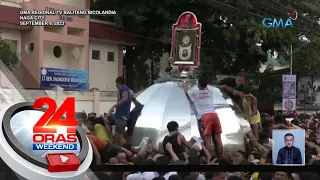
[0,38,20,70]
[91,0,319,89]
[277,56,289,66]
[262,0,320,80]
[292,40,320,85]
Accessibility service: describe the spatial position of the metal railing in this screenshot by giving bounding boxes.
[298,92,320,105]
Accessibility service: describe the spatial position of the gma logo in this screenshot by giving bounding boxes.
[262,18,294,28]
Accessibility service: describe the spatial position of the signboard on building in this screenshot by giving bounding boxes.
[282,74,296,111]
[40,67,88,90]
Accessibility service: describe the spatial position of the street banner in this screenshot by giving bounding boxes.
[40,67,88,90]
[282,74,296,111]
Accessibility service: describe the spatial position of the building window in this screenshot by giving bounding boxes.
[53,46,62,58]
[25,42,34,54]
[4,39,18,52]
[107,52,115,62]
[92,50,100,60]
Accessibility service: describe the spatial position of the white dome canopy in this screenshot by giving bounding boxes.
[131,81,251,152]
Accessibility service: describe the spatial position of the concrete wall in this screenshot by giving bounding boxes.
[0,87,118,114]
[43,41,84,70]
[0,0,23,8]
[49,0,86,8]
[89,40,120,91]
[0,0,125,90]
[16,0,90,88]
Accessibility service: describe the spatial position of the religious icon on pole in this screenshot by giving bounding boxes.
[171,12,202,69]
[176,30,196,62]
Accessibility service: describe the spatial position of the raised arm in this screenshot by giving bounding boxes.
[248,133,268,156]
[182,82,192,101]
[137,137,153,158]
[108,89,130,114]
[219,85,243,98]
[179,134,193,149]
[306,141,320,155]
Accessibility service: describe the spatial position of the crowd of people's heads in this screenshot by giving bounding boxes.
[89,171,320,180]
[300,84,320,93]
[74,110,320,180]
[71,75,320,179]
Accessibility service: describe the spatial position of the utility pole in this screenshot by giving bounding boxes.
[290,44,293,75]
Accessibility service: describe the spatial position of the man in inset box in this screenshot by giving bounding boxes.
[276,133,302,164]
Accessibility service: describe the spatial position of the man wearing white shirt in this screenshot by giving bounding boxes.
[190,172,206,180]
[126,172,177,180]
[126,172,143,180]
[183,75,223,161]
[164,172,178,180]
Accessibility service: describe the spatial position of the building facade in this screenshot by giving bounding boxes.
[0,0,140,91]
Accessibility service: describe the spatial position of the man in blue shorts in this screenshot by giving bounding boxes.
[108,77,132,146]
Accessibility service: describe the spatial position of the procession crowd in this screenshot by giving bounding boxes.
[77,76,320,180]
[79,111,320,180]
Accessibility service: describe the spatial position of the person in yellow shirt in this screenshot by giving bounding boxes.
[84,116,113,142]
[94,117,112,142]
[251,172,273,180]
[251,172,259,180]
[219,86,261,140]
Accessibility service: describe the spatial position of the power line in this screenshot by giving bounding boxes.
[208,0,320,36]
[301,1,320,15]
[98,0,319,55]
[201,47,264,55]
[257,0,320,31]
[201,0,264,19]
[252,2,284,16]
[99,26,266,56]
[269,0,320,26]
[255,0,290,15]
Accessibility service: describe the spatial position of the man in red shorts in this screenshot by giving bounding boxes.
[183,75,223,161]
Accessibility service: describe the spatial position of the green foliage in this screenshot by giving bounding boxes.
[277,56,289,66]
[0,38,20,71]
[92,0,320,88]
[292,41,320,76]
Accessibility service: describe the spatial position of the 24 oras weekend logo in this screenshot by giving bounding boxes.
[32,97,78,151]
[262,11,298,28]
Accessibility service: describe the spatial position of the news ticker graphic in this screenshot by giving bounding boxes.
[19,9,116,26]
[0,98,92,179]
